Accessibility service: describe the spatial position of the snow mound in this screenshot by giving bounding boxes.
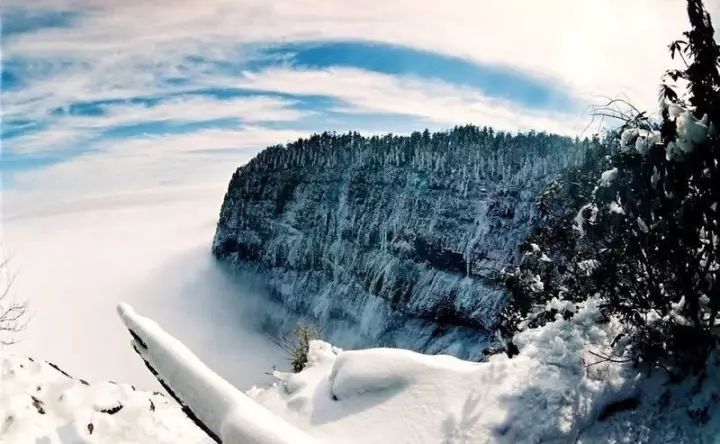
[330,347,477,400]
[0,355,211,444]
[250,299,640,443]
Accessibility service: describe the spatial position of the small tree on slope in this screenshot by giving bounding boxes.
[501,0,720,373]
[0,254,27,346]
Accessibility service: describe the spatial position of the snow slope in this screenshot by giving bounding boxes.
[252,301,719,443]
[250,299,639,443]
[7,299,715,443]
[112,300,720,444]
[0,355,212,444]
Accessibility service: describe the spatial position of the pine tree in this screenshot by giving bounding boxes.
[501,0,720,372]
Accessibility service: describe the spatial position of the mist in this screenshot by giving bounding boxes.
[1,186,283,391]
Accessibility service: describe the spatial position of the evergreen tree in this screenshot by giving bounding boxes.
[501,0,720,372]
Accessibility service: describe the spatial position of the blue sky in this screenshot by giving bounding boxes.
[0,0,699,202]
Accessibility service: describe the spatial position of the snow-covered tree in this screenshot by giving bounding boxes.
[501,0,720,373]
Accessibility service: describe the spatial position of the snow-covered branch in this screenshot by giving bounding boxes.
[117,303,315,444]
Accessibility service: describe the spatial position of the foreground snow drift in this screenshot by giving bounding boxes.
[0,355,211,444]
[6,300,714,443]
[115,301,658,443]
[117,304,314,444]
[251,300,638,443]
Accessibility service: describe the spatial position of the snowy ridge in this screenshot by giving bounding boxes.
[116,303,314,444]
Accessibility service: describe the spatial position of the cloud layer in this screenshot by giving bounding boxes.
[1,0,697,203]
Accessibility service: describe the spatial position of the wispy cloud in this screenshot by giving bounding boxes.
[4,95,307,154]
[257,41,582,112]
[3,0,688,108]
[236,67,589,135]
[1,0,695,202]
[4,126,309,208]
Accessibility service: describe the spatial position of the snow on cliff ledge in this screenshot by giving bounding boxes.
[251,302,718,443]
[0,356,212,444]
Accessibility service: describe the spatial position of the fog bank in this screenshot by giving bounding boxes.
[1,187,283,390]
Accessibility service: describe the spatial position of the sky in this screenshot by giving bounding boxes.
[1,0,710,209]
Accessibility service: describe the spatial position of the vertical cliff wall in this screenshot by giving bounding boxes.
[213,126,587,358]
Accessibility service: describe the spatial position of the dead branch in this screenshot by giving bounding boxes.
[0,250,28,346]
[585,349,633,367]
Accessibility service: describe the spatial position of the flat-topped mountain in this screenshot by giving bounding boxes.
[213,126,588,358]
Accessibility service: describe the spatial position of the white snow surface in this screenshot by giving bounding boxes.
[117,303,315,444]
[0,355,212,444]
[5,299,719,443]
[250,299,640,443]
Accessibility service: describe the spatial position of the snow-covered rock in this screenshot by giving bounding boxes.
[0,355,212,444]
[116,303,315,444]
[212,128,587,358]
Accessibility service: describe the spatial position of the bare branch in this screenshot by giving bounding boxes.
[0,249,28,346]
[585,349,633,367]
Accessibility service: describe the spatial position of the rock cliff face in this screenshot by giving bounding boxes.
[213,126,587,358]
